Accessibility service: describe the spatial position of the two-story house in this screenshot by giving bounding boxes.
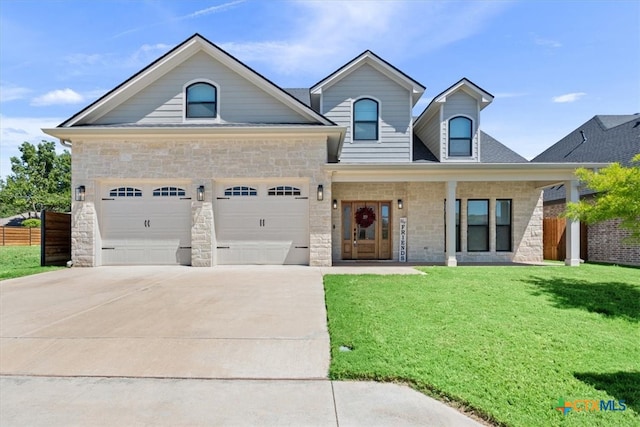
[44,34,592,267]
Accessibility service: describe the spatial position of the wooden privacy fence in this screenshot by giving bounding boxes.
[543,218,588,261]
[41,211,72,266]
[0,226,41,246]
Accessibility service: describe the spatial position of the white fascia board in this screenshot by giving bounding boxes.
[43,125,346,140]
[325,162,609,183]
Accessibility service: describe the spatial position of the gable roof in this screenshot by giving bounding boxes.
[414,78,494,127]
[310,50,425,105]
[58,33,334,127]
[412,131,528,163]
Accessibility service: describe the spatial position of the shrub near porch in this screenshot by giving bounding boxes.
[324,265,640,427]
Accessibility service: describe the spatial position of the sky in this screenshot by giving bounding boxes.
[1,0,639,179]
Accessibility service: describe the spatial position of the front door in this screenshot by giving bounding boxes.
[342,201,391,260]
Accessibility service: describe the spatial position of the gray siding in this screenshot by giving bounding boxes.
[322,64,411,163]
[441,91,479,161]
[423,111,441,161]
[95,51,312,125]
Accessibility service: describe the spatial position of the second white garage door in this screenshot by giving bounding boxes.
[214,182,309,265]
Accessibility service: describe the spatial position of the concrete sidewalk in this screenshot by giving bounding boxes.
[0,376,483,426]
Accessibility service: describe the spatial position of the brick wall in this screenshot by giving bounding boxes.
[544,201,639,266]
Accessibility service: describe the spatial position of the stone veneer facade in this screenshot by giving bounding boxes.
[544,201,639,266]
[332,181,543,264]
[71,136,332,267]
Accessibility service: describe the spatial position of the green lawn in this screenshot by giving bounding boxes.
[324,265,640,427]
[0,246,64,280]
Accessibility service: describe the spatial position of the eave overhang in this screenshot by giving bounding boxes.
[325,162,610,188]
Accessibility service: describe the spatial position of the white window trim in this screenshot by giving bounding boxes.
[445,114,475,160]
[183,78,222,123]
[350,96,382,143]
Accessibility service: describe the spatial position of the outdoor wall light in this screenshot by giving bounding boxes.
[398,199,403,209]
[317,184,324,201]
[333,199,338,209]
[75,185,86,202]
[197,185,205,201]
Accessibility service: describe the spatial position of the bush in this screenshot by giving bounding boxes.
[22,218,41,228]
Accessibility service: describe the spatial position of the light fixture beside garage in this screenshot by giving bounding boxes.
[197,185,205,201]
[333,199,338,209]
[398,199,403,209]
[75,185,85,201]
[317,184,324,201]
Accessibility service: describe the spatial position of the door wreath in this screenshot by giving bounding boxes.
[355,206,376,228]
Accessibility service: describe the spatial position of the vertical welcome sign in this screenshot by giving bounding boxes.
[399,217,407,262]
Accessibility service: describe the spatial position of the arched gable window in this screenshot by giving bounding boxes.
[448,116,472,156]
[186,82,217,118]
[353,98,378,141]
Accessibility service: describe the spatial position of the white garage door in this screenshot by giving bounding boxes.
[100,184,191,265]
[215,182,309,265]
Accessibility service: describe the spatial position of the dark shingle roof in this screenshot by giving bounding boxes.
[479,132,528,163]
[532,114,640,165]
[284,88,311,106]
[412,131,528,163]
[532,114,640,201]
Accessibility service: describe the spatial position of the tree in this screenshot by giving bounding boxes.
[564,154,640,242]
[0,141,71,217]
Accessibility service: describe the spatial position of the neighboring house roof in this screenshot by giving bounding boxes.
[412,131,527,163]
[58,33,334,128]
[532,114,640,201]
[414,78,494,128]
[310,50,425,105]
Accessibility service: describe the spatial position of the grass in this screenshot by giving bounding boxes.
[324,264,640,427]
[0,245,64,280]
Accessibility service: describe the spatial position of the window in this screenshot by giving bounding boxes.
[268,186,301,196]
[467,199,489,251]
[353,98,378,141]
[496,199,512,251]
[152,187,186,197]
[449,116,472,156]
[224,186,257,196]
[186,82,216,118]
[444,199,461,252]
[109,187,142,197]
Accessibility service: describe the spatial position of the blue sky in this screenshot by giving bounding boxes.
[1,0,639,178]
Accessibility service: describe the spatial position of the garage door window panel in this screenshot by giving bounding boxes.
[110,187,142,197]
[153,186,186,197]
[268,186,301,196]
[225,186,258,196]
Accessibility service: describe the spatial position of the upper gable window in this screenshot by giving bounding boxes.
[186,82,217,118]
[448,116,472,156]
[353,98,378,141]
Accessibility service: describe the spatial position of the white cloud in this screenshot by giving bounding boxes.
[31,89,84,106]
[0,115,64,178]
[184,0,246,19]
[220,1,511,76]
[0,84,32,102]
[552,92,586,103]
[533,35,562,48]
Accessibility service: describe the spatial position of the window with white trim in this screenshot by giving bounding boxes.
[152,187,186,197]
[109,187,142,197]
[448,116,472,156]
[224,186,257,196]
[353,98,378,141]
[186,82,217,118]
[268,186,301,196]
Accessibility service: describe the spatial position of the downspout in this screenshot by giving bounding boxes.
[59,139,72,148]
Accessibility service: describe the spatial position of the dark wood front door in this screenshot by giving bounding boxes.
[342,201,391,260]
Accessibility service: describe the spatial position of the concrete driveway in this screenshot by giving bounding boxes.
[1,266,329,379]
[1,266,483,426]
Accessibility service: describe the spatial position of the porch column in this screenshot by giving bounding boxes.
[445,180,458,267]
[565,179,581,266]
